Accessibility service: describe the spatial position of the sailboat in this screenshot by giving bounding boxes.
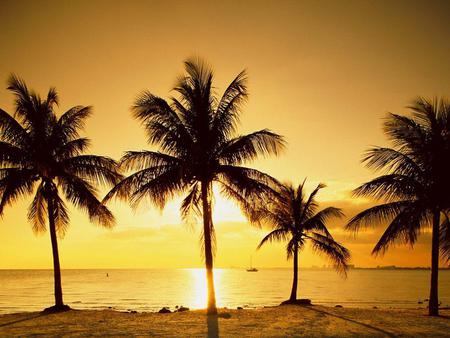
[246,255,258,272]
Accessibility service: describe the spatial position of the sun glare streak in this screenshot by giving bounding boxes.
[186,268,222,309]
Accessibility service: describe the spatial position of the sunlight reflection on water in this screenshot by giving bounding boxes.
[0,269,449,313]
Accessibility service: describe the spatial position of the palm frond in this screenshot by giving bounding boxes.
[352,174,423,201]
[132,92,192,154]
[363,147,424,176]
[0,141,29,167]
[298,182,326,223]
[130,166,186,210]
[307,232,350,277]
[372,206,429,255]
[257,228,290,249]
[46,87,59,109]
[55,106,92,142]
[28,181,47,234]
[57,173,114,228]
[212,70,248,142]
[61,155,122,187]
[304,207,344,235]
[217,129,285,165]
[0,169,36,215]
[180,183,201,222]
[346,200,413,233]
[120,150,181,172]
[55,138,91,160]
[0,108,28,147]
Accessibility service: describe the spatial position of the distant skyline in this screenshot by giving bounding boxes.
[0,0,449,269]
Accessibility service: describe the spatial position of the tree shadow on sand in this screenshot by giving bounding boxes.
[305,307,396,337]
[207,314,219,338]
[0,313,47,328]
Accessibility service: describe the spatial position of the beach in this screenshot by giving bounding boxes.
[0,305,449,337]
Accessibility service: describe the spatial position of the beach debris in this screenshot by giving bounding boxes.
[176,306,189,312]
[335,305,343,308]
[158,307,171,313]
[372,306,378,309]
[237,306,244,310]
[219,313,232,319]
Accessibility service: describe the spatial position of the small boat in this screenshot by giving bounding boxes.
[246,256,258,272]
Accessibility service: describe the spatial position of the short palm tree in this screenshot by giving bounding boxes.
[0,75,122,312]
[104,58,285,315]
[346,97,450,316]
[257,180,350,303]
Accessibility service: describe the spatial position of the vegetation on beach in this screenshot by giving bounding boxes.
[346,98,450,316]
[257,180,350,303]
[0,63,448,317]
[0,75,122,312]
[103,58,285,315]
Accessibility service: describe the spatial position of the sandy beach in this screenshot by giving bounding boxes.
[0,305,449,337]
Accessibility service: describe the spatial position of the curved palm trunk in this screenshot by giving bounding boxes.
[289,243,298,301]
[428,210,440,316]
[201,180,217,315]
[47,196,64,309]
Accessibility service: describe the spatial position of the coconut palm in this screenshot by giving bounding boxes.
[104,58,285,314]
[0,75,122,312]
[346,97,450,316]
[257,180,350,303]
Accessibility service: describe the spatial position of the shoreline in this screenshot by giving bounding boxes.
[1,305,449,337]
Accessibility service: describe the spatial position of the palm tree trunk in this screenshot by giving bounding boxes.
[201,180,217,315]
[47,196,64,309]
[428,209,440,316]
[289,243,298,301]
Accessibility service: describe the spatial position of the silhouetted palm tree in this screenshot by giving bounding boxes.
[0,75,122,312]
[257,180,349,303]
[346,97,450,316]
[105,58,285,314]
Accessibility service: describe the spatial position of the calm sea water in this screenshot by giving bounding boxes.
[0,269,449,314]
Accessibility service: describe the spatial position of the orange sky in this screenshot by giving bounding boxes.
[0,0,449,269]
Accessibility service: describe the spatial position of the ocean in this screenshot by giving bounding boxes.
[0,268,449,314]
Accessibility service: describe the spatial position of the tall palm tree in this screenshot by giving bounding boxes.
[0,75,122,312]
[257,180,350,303]
[104,58,285,314]
[346,97,450,316]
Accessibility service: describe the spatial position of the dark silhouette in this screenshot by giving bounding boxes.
[104,58,285,314]
[206,313,219,338]
[0,75,122,312]
[257,180,350,303]
[346,97,450,316]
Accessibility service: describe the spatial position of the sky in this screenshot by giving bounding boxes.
[0,0,449,269]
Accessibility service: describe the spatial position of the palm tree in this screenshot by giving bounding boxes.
[346,97,450,316]
[257,180,350,303]
[104,58,285,314]
[0,75,122,312]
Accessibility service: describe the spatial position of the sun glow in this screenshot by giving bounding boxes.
[211,184,247,223]
[187,268,222,309]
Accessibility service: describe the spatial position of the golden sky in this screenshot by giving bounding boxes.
[0,0,449,269]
